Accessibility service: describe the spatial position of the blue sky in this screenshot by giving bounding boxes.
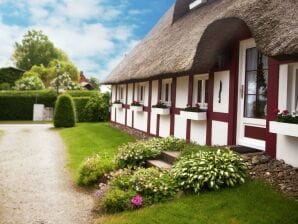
[0,0,175,81]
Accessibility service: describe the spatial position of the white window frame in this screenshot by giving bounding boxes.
[193,74,209,108]
[118,85,125,103]
[136,83,146,105]
[161,79,172,107]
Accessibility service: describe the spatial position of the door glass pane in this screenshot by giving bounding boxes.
[246,48,258,71]
[258,70,268,95]
[245,95,256,118]
[246,71,257,94]
[257,95,267,118]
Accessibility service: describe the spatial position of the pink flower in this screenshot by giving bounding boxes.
[195,103,200,108]
[282,110,289,115]
[131,195,142,207]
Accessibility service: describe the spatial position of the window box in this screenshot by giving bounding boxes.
[269,121,298,137]
[151,107,170,115]
[130,105,143,112]
[180,110,207,121]
[112,103,123,109]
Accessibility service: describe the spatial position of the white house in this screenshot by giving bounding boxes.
[103,0,298,167]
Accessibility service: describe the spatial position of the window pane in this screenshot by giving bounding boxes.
[165,84,169,102]
[197,80,202,103]
[257,95,267,118]
[246,71,257,94]
[258,70,268,95]
[246,48,258,71]
[245,95,256,118]
[205,80,208,103]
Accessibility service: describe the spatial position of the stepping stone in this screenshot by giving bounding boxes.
[147,160,172,169]
[160,151,181,164]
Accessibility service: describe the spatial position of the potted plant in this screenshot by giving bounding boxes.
[269,109,298,137]
[180,103,207,120]
[130,100,143,112]
[151,100,170,115]
[112,100,123,109]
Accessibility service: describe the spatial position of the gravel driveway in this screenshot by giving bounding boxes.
[0,124,93,224]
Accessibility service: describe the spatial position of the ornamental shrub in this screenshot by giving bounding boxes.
[53,94,76,127]
[101,188,137,213]
[15,76,45,90]
[115,141,161,168]
[171,149,247,193]
[77,154,115,186]
[73,97,90,122]
[131,168,178,204]
[0,90,57,120]
[84,92,110,122]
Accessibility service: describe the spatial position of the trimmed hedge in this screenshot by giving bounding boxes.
[73,97,90,122]
[0,90,57,120]
[54,94,76,127]
[67,90,99,98]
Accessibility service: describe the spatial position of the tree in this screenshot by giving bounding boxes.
[12,30,68,70]
[48,60,80,82]
[89,77,100,90]
[54,94,76,127]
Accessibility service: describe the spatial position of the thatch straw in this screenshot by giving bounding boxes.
[103,0,298,84]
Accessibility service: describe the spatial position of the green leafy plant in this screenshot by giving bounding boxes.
[148,136,187,151]
[15,76,45,90]
[131,168,178,204]
[77,154,115,186]
[183,103,207,112]
[115,141,161,168]
[152,100,168,108]
[108,169,134,190]
[171,149,247,193]
[274,109,298,124]
[53,94,76,127]
[101,188,137,213]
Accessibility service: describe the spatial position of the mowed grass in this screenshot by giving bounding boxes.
[97,180,298,224]
[59,122,135,178]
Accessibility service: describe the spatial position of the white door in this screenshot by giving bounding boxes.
[236,39,268,150]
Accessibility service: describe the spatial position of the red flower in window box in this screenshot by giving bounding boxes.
[195,103,200,108]
[282,110,289,115]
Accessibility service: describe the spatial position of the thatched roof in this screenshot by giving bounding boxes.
[103,0,298,84]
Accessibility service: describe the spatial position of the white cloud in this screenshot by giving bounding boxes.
[0,0,139,81]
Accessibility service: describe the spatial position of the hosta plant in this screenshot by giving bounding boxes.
[171,149,247,193]
[147,136,186,151]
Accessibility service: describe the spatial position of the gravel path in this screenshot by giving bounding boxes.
[0,124,93,224]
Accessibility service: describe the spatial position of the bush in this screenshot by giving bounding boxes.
[0,82,11,90]
[131,168,177,204]
[73,97,90,122]
[77,154,115,186]
[115,137,186,168]
[53,94,76,127]
[101,188,137,213]
[0,90,57,120]
[115,141,161,168]
[15,76,45,90]
[0,67,24,85]
[84,92,110,122]
[109,169,134,190]
[171,149,247,193]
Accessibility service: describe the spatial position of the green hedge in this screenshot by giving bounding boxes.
[67,90,99,97]
[73,97,90,122]
[0,90,57,120]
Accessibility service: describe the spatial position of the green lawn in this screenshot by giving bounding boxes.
[59,122,135,177]
[59,122,298,224]
[97,181,298,224]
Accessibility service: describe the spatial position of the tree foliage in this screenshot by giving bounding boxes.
[54,94,76,128]
[89,76,100,90]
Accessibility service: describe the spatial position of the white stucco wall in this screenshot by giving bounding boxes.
[159,115,171,137]
[275,64,298,167]
[176,76,189,108]
[212,120,228,145]
[174,115,187,138]
[213,71,230,113]
[190,121,207,145]
[134,111,148,132]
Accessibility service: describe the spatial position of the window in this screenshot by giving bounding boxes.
[287,64,298,113]
[244,47,268,118]
[161,80,172,106]
[118,86,125,103]
[137,84,146,104]
[193,75,209,108]
[189,0,207,10]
